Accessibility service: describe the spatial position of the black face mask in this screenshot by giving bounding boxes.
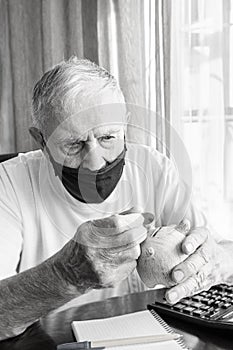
[46,145,126,204]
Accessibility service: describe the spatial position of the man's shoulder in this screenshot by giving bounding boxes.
[0,150,44,185]
[0,150,43,170]
[0,150,44,202]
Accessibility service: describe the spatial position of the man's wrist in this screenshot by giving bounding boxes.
[47,254,79,297]
[50,242,100,294]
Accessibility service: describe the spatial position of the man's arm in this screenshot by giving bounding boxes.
[0,212,150,340]
[0,254,77,340]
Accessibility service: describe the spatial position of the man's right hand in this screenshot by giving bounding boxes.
[53,211,154,291]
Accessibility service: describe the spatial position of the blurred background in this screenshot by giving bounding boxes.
[1,0,233,238]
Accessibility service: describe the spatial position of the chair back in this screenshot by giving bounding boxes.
[0,153,18,163]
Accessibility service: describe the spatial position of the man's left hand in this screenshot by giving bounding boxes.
[166,227,232,304]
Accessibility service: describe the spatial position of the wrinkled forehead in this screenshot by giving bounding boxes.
[44,86,127,139]
[47,102,127,142]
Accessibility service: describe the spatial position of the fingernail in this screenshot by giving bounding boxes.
[173,270,184,282]
[142,212,154,225]
[167,291,178,303]
[185,242,194,254]
[176,219,190,234]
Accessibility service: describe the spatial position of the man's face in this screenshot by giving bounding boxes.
[45,90,127,170]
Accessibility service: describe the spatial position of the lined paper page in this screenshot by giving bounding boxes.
[72,310,186,350]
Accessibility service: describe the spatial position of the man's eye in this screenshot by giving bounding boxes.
[66,142,84,153]
[99,135,115,142]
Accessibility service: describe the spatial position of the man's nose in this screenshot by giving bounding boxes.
[82,143,106,171]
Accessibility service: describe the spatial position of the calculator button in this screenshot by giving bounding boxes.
[192,296,203,302]
[199,291,208,297]
[206,306,214,313]
[211,290,218,294]
[222,302,231,309]
[181,300,193,306]
[213,300,224,307]
[193,310,205,317]
[205,293,213,298]
[200,305,211,311]
[198,297,208,303]
[200,311,212,318]
[218,302,225,308]
[200,298,214,305]
[220,297,228,302]
[191,302,204,309]
[183,307,195,314]
[173,303,186,311]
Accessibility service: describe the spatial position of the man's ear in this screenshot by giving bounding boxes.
[29,127,46,149]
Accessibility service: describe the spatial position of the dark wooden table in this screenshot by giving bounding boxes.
[0,289,232,350]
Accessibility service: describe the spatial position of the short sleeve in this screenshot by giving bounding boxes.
[0,164,23,280]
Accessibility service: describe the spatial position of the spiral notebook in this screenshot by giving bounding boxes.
[72,310,188,349]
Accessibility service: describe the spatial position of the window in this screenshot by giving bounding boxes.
[171,0,233,238]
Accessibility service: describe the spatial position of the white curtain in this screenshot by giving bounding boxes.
[170,0,233,239]
[97,0,171,150]
[1,0,169,153]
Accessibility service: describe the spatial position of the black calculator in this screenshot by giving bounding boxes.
[148,284,233,330]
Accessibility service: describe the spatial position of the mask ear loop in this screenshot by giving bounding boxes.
[39,132,46,150]
[40,133,62,177]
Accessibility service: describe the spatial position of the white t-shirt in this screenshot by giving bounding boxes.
[0,143,206,308]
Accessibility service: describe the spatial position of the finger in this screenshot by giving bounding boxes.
[172,248,207,283]
[78,224,147,249]
[110,226,147,249]
[120,207,154,227]
[111,244,141,265]
[175,218,191,235]
[166,264,212,304]
[182,227,209,255]
[119,206,141,215]
[152,222,188,236]
[92,212,144,233]
[142,212,155,226]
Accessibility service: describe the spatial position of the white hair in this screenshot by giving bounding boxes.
[32,57,125,133]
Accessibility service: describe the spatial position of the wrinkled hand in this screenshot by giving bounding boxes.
[137,221,190,288]
[54,210,154,292]
[166,225,230,304]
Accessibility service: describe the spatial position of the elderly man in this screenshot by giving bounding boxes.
[0,57,233,340]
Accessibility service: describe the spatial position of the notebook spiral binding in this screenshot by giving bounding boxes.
[150,309,189,350]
